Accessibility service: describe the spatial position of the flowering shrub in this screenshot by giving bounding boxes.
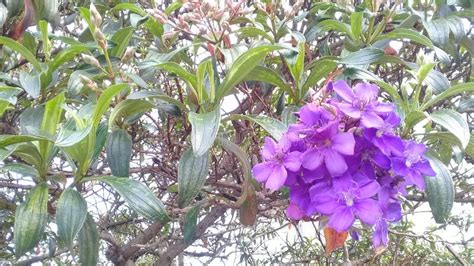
[253,80,436,248]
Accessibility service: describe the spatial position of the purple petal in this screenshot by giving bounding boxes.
[324,149,348,177]
[252,162,273,182]
[338,103,361,118]
[372,151,391,169]
[384,202,402,222]
[286,203,304,220]
[358,180,380,199]
[332,132,355,155]
[283,151,301,171]
[261,137,277,160]
[392,158,408,176]
[406,172,425,190]
[382,134,404,156]
[354,198,381,225]
[373,102,394,113]
[301,167,326,183]
[333,80,355,102]
[360,111,385,128]
[314,196,341,215]
[265,165,287,191]
[354,82,379,102]
[414,160,436,176]
[328,206,356,232]
[301,149,324,170]
[373,220,388,248]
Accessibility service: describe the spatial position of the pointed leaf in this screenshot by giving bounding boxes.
[216,45,285,100]
[96,176,170,222]
[239,184,257,226]
[226,114,287,140]
[78,214,99,266]
[56,188,87,248]
[339,47,384,65]
[0,36,42,71]
[14,183,49,258]
[429,109,470,149]
[178,148,209,208]
[110,27,134,57]
[106,129,132,177]
[108,99,154,128]
[189,108,221,156]
[183,206,199,244]
[425,156,454,223]
[422,82,474,110]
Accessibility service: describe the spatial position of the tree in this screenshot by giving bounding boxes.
[0,0,473,265]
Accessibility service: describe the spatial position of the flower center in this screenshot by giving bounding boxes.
[342,192,354,206]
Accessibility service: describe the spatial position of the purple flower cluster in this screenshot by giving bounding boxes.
[252,81,436,248]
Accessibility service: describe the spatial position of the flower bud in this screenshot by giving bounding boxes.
[90,3,102,27]
[121,47,135,63]
[81,54,101,68]
[79,74,98,90]
[94,28,105,41]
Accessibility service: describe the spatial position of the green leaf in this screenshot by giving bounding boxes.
[92,84,128,127]
[225,114,287,140]
[425,156,454,224]
[375,28,434,49]
[216,45,285,101]
[306,19,354,42]
[96,176,170,222]
[111,3,147,16]
[157,62,198,91]
[281,105,299,126]
[302,59,337,95]
[1,163,39,179]
[0,135,50,148]
[106,129,132,177]
[422,82,474,110]
[39,93,65,163]
[189,108,221,156]
[56,188,87,249]
[78,214,99,266]
[286,41,305,87]
[14,183,49,258]
[110,27,134,57]
[178,148,209,208]
[424,18,450,46]
[404,110,426,130]
[339,47,384,65]
[429,109,470,149]
[19,71,41,99]
[183,206,199,244]
[244,66,295,101]
[350,12,364,40]
[127,90,188,113]
[108,99,154,128]
[0,36,42,71]
[49,46,90,72]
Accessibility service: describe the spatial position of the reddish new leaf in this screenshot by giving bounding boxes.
[324,226,348,256]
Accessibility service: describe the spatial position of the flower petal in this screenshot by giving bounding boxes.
[265,165,287,191]
[358,180,380,199]
[286,203,305,220]
[261,137,277,160]
[414,160,436,176]
[360,111,385,128]
[333,80,355,102]
[252,162,273,182]
[283,151,301,171]
[354,199,381,225]
[328,206,356,232]
[301,149,324,170]
[332,132,355,155]
[338,103,361,118]
[373,220,388,248]
[354,82,379,102]
[324,149,348,177]
[384,202,402,222]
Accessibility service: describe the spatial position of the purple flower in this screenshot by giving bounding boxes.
[392,141,436,190]
[333,80,394,129]
[301,121,355,177]
[252,134,302,191]
[310,175,381,232]
[373,202,401,247]
[286,202,305,220]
